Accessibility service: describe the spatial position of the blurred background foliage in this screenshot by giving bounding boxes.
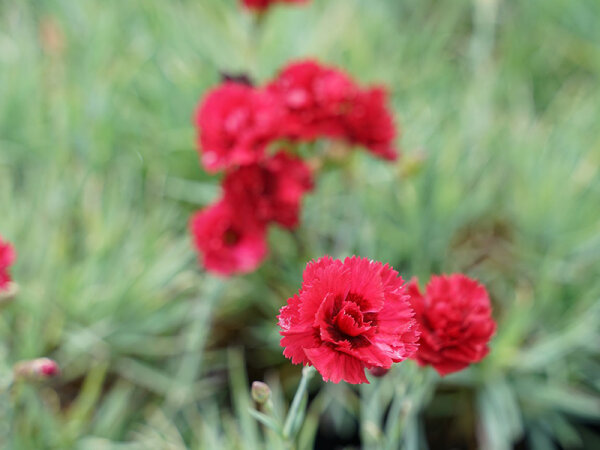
[1,0,600,448]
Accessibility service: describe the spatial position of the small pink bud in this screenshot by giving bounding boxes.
[251,381,271,404]
[39,359,60,377]
[14,358,60,381]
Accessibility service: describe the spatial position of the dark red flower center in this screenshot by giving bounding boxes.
[318,292,376,349]
[333,303,365,337]
[222,228,240,246]
[423,302,472,346]
[259,168,277,196]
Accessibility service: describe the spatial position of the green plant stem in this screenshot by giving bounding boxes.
[0,378,14,448]
[245,10,265,77]
[360,378,384,448]
[384,386,408,450]
[282,366,315,440]
[384,368,437,450]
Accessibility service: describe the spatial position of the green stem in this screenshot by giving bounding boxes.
[0,379,14,447]
[282,366,315,440]
[360,378,384,448]
[245,10,264,77]
[384,385,408,450]
[384,367,437,450]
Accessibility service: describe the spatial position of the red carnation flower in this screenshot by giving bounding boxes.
[268,60,358,140]
[344,87,398,161]
[195,82,282,172]
[278,256,420,384]
[0,235,16,291]
[242,0,308,11]
[190,200,268,276]
[223,151,314,229]
[407,274,496,376]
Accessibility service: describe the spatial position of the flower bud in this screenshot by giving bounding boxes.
[220,71,253,86]
[14,358,60,382]
[368,367,390,378]
[251,381,271,404]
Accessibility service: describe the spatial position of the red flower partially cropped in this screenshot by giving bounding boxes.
[268,60,358,140]
[407,274,496,376]
[195,82,282,172]
[278,256,420,384]
[344,87,398,161]
[223,151,314,229]
[190,200,268,276]
[0,235,16,291]
[242,0,308,11]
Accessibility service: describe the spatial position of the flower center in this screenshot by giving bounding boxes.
[333,303,365,337]
[222,228,240,246]
[425,303,470,344]
[317,293,375,349]
[260,168,277,196]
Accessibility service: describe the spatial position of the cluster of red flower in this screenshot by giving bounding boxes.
[0,234,16,292]
[279,256,496,383]
[196,60,398,173]
[241,0,309,12]
[191,60,399,276]
[190,151,313,276]
[192,2,496,381]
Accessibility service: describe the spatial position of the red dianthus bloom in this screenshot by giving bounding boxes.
[190,200,268,276]
[223,151,314,229]
[407,274,496,376]
[0,235,16,291]
[344,87,398,161]
[278,256,420,384]
[242,0,308,11]
[268,60,358,140]
[195,82,282,172]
